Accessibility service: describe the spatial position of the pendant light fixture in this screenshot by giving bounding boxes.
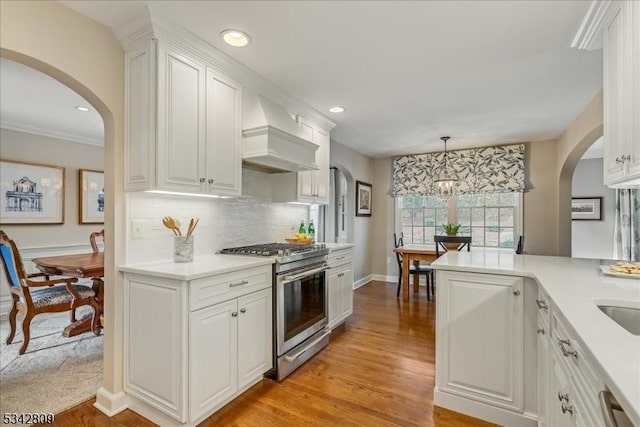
[434,136,457,198]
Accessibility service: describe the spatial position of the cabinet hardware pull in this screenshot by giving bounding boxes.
[229,280,249,287]
[536,299,548,312]
[240,308,246,313]
[558,392,569,402]
[615,156,623,164]
[513,289,520,296]
[199,177,205,183]
[537,327,545,335]
[335,256,346,260]
[231,311,238,317]
[208,179,214,184]
[561,403,574,415]
[623,154,631,162]
[557,338,578,359]
[337,273,344,277]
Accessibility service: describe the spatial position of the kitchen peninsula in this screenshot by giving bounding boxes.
[431,249,640,427]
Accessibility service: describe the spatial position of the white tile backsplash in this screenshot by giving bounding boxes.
[126,170,308,263]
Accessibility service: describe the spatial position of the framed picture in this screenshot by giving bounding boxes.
[0,159,65,225]
[79,169,105,224]
[355,180,372,217]
[571,197,602,220]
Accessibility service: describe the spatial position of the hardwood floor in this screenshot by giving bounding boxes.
[42,281,495,427]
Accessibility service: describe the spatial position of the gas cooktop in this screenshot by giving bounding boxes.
[220,242,327,257]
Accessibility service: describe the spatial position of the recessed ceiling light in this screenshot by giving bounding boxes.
[75,106,90,112]
[329,106,345,113]
[220,29,252,47]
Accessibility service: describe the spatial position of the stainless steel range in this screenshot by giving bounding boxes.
[220,243,331,380]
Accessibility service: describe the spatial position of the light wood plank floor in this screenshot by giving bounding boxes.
[42,281,495,427]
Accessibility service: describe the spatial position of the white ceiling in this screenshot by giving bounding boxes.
[57,2,602,157]
[0,58,104,145]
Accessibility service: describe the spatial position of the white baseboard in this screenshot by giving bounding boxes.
[353,274,373,289]
[433,388,537,427]
[372,274,398,283]
[1,243,95,316]
[94,387,128,417]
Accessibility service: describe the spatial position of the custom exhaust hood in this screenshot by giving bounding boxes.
[242,90,319,173]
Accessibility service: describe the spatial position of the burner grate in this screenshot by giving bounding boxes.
[220,243,314,257]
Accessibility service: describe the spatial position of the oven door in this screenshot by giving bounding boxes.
[277,264,328,356]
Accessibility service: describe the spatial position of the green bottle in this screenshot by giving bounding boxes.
[308,220,315,237]
[298,220,306,234]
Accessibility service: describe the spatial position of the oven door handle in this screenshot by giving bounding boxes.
[282,265,329,283]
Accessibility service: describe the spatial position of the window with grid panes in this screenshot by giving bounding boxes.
[399,196,449,244]
[397,193,520,248]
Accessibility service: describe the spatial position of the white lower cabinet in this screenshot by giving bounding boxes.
[437,271,524,412]
[327,248,354,329]
[536,314,551,427]
[124,265,272,426]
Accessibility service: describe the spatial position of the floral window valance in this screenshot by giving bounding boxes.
[392,144,525,197]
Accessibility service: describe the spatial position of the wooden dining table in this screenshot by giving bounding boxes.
[31,252,104,337]
[392,244,438,301]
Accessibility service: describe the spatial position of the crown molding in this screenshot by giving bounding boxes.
[1,121,103,147]
[113,6,336,131]
[571,0,613,50]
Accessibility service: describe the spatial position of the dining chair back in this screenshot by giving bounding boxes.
[90,229,104,253]
[0,230,100,354]
[393,231,434,299]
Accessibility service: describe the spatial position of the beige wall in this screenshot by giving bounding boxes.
[372,157,397,278]
[522,139,559,255]
[330,140,375,283]
[1,129,104,247]
[1,0,125,411]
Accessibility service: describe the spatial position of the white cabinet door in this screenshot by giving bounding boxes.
[628,1,640,181]
[125,40,156,191]
[157,45,206,193]
[438,271,524,411]
[189,299,237,421]
[340,265,354,320]
[237,288,273,390]
[537,317,551,427]
[205,68,242,196]
[327,268,343,329]
[314,127,330,204]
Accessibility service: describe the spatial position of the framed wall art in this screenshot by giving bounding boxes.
[356,180,372,217]
[571,197,602,221]
[79,169,105,224]
[0,159,65,225]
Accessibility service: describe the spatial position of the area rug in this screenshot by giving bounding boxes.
[0,307,102,425]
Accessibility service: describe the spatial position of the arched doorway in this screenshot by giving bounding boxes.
[1,0,126,414]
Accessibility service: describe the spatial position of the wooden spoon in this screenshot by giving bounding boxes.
[162,217,178,236]
[187,218,199,236]
[172,217,182,236]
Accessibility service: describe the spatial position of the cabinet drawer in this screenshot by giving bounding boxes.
[551,312,602,401]
[190,266,271,311]
[328,248,353,268]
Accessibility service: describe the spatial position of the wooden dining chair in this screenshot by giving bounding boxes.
[90,229,104,253]
[0,231,100,354]
[393,232,434,300]
[86,229,105,327]
[434,235,472,257]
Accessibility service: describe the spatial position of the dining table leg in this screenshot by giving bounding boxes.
[402,254,410,301]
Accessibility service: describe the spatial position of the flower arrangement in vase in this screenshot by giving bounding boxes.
[441,223,462,250]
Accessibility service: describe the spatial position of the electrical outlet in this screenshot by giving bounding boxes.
[131,220,145,240]
[387,257,391,264]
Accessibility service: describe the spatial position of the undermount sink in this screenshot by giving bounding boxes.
[598,305,640,336]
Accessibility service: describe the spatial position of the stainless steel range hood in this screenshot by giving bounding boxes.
[242,90,319,173]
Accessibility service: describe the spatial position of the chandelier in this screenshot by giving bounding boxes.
[434,136,458,198]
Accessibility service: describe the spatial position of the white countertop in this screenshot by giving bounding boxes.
[321,242,355,250]
[120,254,274,281]
[432,248,640,425]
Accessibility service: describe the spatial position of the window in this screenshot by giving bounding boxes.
[397,193,521,248]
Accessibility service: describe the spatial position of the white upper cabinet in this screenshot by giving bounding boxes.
[272,123,331,205]
[125,39,242,196]
[577,1,640,187]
